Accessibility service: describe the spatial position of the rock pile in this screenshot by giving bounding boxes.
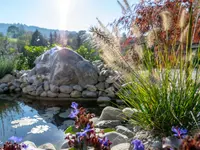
[0,47,123,99]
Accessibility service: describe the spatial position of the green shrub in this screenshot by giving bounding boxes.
[76,45,101,61]
[23,46,49,69]
[0,56,15,78]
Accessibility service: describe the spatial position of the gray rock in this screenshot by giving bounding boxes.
[36,86,43,96]
[32,47,98,87]
[95,82,105,91]
[97,97,111,103]
[44,81,49,91]
[89,117,99,125]
[162,136,182,149]
[59,110,70,118]
[70,90,81,98]
[45,107,60,114]
[58,120,74,130]
[104,132,128,147]
[22,141,37,148]
[0,83,8,89]
[25,85,36,92]
[86,84,97,91]
[0,88,3,93]
[82,91,97,98]
[3,87,8,92]
[20,83,27,88]
[40,91,47,97]
[0,74,15,83]
[29,91,37,96]
[105,82,110,88]
[106,76,116,84]
[100,70,110,77]
[99,106,125,121]
[9,85,15,91]
[60,142,69,149]
[98,75,106,82]
[15,88,21,92]
[98,91,108,97]
[107,91,115,98]
[134,130,149,142]
[97,64,104,70]
[58,93,70,98]
[152,140,162,150]
[111,143,130,150]
[122,108,138,117]
[96,120,121,128]
[22,87,28,93]
[73,85,83,91]
[76,61,98,87]
[38,143,56,150]
[116,125,134,138]
[47,91,57,97]
[60,85,73,94]
[50,84,59,93]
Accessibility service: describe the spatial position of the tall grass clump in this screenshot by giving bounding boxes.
[90,0,200,136]
[0,56,15,79]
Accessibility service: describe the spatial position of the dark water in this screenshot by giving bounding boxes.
[0,95,103,149]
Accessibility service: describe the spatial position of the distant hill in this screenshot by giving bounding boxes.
[0,23,77,37]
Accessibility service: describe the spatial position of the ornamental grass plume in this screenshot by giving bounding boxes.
[180,9,187,29]
[146,28,160,48]
[160,11,172,31]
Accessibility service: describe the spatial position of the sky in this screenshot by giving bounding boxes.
[0,0,138,31]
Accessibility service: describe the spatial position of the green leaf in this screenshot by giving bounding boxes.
[65,126,76,134]
[69,148,76,150]
[103,128,115,133]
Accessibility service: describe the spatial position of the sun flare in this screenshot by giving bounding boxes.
[58,0,71,30]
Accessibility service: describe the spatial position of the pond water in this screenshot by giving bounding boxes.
[0,95,103,149]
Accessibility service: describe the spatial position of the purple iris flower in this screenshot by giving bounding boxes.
[171,126,187,138]
[98,137,110,147]
[131,139,144,150]
[69,108,79,118]
[9,136,22,143]
[21,143,28,149]
[71,102,78,109]
[76,124,92,140]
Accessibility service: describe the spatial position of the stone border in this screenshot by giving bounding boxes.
[23,94,101,101]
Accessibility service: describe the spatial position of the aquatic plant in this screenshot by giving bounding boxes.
[0,136,28,150]
[65,102,112,150]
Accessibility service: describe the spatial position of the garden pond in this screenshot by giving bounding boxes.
[0,94,103,149]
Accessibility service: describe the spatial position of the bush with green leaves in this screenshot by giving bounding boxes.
[0,56,15,79]
[76,45,101,61]
[23,45,49,69]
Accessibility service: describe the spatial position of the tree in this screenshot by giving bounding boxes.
[77,30,86,49]
[53,31,57,43]
[49,32,53,46]
[30,30,47,46]
[7,25,20,38]
[116,0,200,46]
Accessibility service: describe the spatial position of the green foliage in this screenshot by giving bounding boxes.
[23,46,48,69]
[0,56,15,78]
[76,45,101,61]
[65,126,78,134]
[15,54,29,70]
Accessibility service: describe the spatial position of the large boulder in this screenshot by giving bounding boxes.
[31,47,98,87]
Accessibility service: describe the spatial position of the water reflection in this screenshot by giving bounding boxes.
[0,95,103,149]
